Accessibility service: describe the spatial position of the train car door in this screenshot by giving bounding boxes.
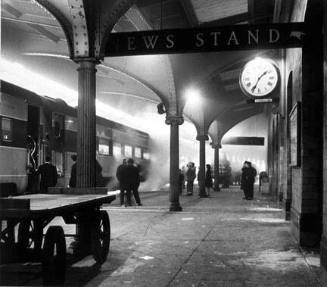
[26,105,40,193]
[52,112,65,186]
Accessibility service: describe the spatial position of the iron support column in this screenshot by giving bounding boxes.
[76,59,98,188]
[166,116,183,211]
[212,143,221,192]
[197,135,208,198]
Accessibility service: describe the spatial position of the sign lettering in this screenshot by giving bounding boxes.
[105,23,305,57]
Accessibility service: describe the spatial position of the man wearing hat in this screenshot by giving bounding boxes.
[240,161,257,200]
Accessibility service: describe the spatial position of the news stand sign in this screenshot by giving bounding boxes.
[105,23,305,57]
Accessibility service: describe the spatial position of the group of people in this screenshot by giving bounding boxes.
[178,160,257,200]
[35,154,105,193]
[36,154,257,203]
[179,163,213,197]
[35,155,143,207]
[116,158,142,207]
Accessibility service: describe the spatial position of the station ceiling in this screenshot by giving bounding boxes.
[1,0,277,139]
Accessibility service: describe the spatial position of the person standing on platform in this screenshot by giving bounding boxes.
[116,159,127,206]
[121,158,142,206]
[186,162,196,195]
[205,164,213,197]
[240,161,257,200]
[69,154,77,188]
[36,155,58,193]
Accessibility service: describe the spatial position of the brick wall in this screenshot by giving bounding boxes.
[271,0,324,248]
[321,0,327,284]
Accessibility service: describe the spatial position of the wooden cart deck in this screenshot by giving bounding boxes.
[0,190,118,285]
[0,191,118,218]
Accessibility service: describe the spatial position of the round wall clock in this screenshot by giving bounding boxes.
[239,57,279,98]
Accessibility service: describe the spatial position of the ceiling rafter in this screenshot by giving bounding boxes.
[27,23,60,42]
[2,3,22,18]
[137,0,175,9]
[179,0,198,27]
[200,12,250,27]
[2,16,62,30]
[247,0,255,24]
[2,2,61,42]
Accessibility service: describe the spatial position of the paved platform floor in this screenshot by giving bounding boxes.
[0,186,321,286]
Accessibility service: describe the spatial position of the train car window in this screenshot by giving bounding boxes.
[98,138,110,156]
[143,151,150,160]
[134,147,142,158]
[65,116,77,132]
[113,142,122,157]
[124,145,132,157]
[1,117,13,142]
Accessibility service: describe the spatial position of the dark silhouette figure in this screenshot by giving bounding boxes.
[223,163,232,188]
[120,158,142,206]
[241,161,257,200]
[36,156,58,193]
[69,154,77,188]
[205,164,213,197]
[185,162,196,195]
[116,159,127,206]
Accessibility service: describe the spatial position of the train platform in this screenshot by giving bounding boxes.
[0,186,321,286]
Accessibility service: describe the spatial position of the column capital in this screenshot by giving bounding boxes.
[196,134,209,141]
[75,57,101,66]
[165,115,184,126]
[211,142,221,149]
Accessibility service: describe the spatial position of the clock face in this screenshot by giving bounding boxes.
[240,58,279,97]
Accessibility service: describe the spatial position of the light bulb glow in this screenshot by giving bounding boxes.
[185,88,201,106]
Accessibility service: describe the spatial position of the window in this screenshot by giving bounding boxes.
[113,142,122,157]
[98,138,110,155]
[1,117,13,142]
[143,151,150,160]
[124,145,132,157]
[135,147,141,158]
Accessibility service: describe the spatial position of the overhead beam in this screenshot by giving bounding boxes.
[125,5,152,30]
[2,3,61,43]
[2,16,61,29]
[200,12,250,27]
[179,0,198,27]
[3,17,61,42]
[27,24,60,42]
[2,3,22,18]
[248,0,255,24]
[137,0,175,9]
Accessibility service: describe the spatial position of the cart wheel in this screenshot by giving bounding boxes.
[42,226,66,286]
[17,220,33,250]
[91,211,110,264]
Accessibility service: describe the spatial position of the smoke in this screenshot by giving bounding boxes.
[133,108,170,191]
[131,106,215,191]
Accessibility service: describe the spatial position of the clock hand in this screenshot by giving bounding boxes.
[251,70,268,92]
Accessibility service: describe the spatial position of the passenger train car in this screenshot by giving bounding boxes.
[0,81,150,195]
